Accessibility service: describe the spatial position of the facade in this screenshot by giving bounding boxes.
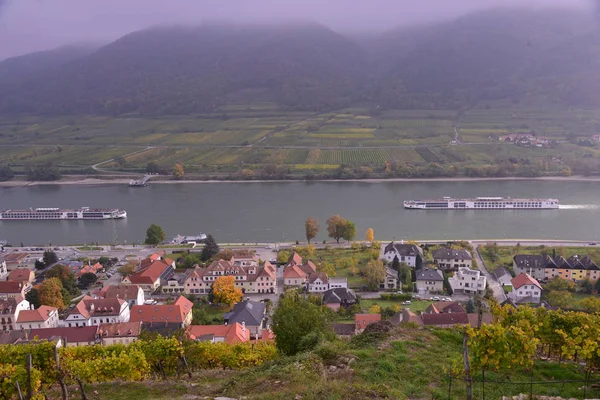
[15,305,59,330]
[355,314,381,334]
[2,253,29,271]
[283,258,317,287]
[130,296,193,327]
[328,277,348,290]
[187,322,249,343]
[0,260,7,279]
[383,242,423,267]
[161,272,188,295]
[7,268,35,284]
[122,256,176,292]
[415,268,444,294]
[184,260,277,295]
[513,253,600,283]
[432,248,472,271]
[103,285,145,307]
[322,288,357,311]
[448,267,486,295]
[98,321,141,345]
[223,300,266,339]
[493,267,513,287]
[29,326,99,347]
[509,273,542,304]
[0,281,30,299]
[307,272,329,293]
[0,296,29,331]
[381,267,399,290]
[65,297,130,327]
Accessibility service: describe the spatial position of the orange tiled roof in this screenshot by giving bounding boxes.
[127,260,172,285]
[511,273,542,290]
[98,321,142,338]
[0,281,24,294]
[186,322,248,343]
[16,306,57,323]
[283,265,306,279]
[130,296,192,324]
[7,268,34,283]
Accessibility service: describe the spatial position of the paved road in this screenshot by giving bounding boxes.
[472,244,506,303]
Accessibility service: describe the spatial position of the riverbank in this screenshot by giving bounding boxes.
[3,174,600,187]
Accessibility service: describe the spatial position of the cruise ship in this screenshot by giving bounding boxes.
[0,207,127,220]
[403,197,559,210]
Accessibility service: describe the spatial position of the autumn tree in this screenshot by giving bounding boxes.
[37,278,66,309]
[211,276,243,307]
[145,224,166,245]
[326,215,347,243]
[305,217,319,244]
[172,163,185,180]
[200,234,219,261]
[277,250,291,264]
[118,263,136,277]
[368,304,381,314]
[580,296,600,314]
[365,228,374,242]
[545,276,575,292]
[46,264,78,295]
[318,262,336,277]
[364,259,386,291]
[342,221,357,243]
[547,290,573,308]
[215,248,234,261]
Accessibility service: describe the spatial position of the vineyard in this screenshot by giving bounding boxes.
[415,147,443,163]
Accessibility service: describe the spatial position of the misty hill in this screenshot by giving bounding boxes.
[0,23,366,115]
[0,9,599,116]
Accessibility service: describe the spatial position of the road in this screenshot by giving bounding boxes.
[472,244,506,303]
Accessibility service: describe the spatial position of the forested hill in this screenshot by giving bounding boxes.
[0,9,599,116]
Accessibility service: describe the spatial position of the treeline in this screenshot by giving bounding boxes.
[0,336,277,399]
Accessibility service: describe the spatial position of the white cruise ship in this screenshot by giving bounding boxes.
[0,207,127,220]
[403,197,559,210]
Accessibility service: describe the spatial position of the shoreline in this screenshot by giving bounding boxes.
[2,175,600,187]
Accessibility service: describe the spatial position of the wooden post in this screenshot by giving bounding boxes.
[180,356,192,379]
[158,360,167,380]
[529,368,534,400]
[26,353,33,400]
[15,380,24,400]
[462,330,472,400]
[75,377,88,400]
[447,375,452,400]
[54,346,69,400]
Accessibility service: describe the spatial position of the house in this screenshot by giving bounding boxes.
[0,259,7,280]
[592,134,600,142]
[392,308,423,326]
[0,330,29,345]
[76,262,103,278]
[355,314,381,334]
[422,312,470,327]
[231,252,259,267]
[425,301,465,314]
[415,268,444,294]
[2,253,29,271]
[223,300,266,339]
[130,295,193,327]
[328,277,348,289]
[307,272,329,293]
[493,267,513,287]
[381,266,399,290]
[184,260,277,295]
[0,281,30,299]
[64,296,130,327]
[286,252,303,267]
[513,253,600,283]
[330,323,355,337]
[283,260,317,287]
[432,248,472,271]
[29,326,99,347]
[0,296,29,331]
[513,254,549,281]
[161,272,188,295]
[322,287,357,311]
[98,321,142,345]
[509,273,542,304]
[186,322,249,344]
[448,267,486,295]
[122,256,175,292]
[7,268,35,284]
[15,305,59,330]
[103,284,145,307]
[383,242,423,267]
[393,308,493,328]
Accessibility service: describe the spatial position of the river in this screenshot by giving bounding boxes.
[1,180,600,245]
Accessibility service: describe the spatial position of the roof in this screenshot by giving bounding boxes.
[330,323,355,336]
[0,330,28,345]
[329,277,347,285]
[17,306,57,323]
[0,281,24,294]
[187,322,249,343]
[422,312,470,326]
[69,296,126,319]
[130,296,192,324]
[0,296,24,313]
[432,248,472,260]
[384,242,422,257]
[511,273,542,290]
[393,309,423,325]
[141,322,182,335]
[224,300,265,326]
[513,254,549,269]
[287,252,303,266]
[355,314,381,325]
[98,321,142,338]
[29,326,98,344]
[283,264,306,279]
[76,263,103,277]
[322,287,357,304]
[104,284,142,301]
[127,259,173,285]
[467,313,494,327]
[2,253,28,263]
[427,301,466,314]
[493,267,511,279]
[308,272,329,284]
[7,268,34,283]
[416,268,444,282]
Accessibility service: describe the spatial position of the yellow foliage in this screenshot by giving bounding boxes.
[368,304,381,314]
[365,228,375,242]
[212,276,243,307]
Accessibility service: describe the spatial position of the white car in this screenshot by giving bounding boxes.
[431,296,440,301]
[402,300,411,305]
[443,297,452,301]
[269,258,277,263]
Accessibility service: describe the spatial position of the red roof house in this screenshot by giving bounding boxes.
[130,295,193,327]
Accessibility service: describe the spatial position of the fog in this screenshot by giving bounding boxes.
[0,0,592,61]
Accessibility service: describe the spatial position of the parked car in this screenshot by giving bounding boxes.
[402,300,411,305]
[412,294,422,300]
[269,258,277,263]
[443,297,452,301]
[431,296,440,301]
[589,243,597,246]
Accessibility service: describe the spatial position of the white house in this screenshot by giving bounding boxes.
[64,297,130,327]
[383,242,423,267]
[380,267,399,290]
[509,273,542,304]
[15,305,59,330]
[307,273,329,293]
[448,267,486,295]
[328,277,348,290]
[415,268,444,294]
[493,267,513,287]
[0,260,7,280]
[432,248,472,271]
[0,296,29,331]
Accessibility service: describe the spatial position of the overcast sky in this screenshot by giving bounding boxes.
[0,0,592,61]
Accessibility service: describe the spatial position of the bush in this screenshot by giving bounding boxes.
[314,341,344,364]
[298,331,323,353]
[380,293,411,301]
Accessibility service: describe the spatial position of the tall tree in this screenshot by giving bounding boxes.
[305,217,319,244]
[466,297,476,313]
[342,221,357,243]
[326,215,347,244]
[172,163,185,180]
[211,276,243,307]
[364,259,386,291]
[272,292,329,356]
[37,278,66,310]
[78,272,98,289]
[43,250,58,267]
[25,288,41,309]
[365,228,374,242]
[547,290,573,308]
[145,224,166,245]
[391,255,400,271]
[200,234,219,261]
[117,263,136,277]
[45,264,77,294]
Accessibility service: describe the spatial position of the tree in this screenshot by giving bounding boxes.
[365,228,374,242]
[579,279,594,294]
[368,304,381,314]
[545,277,575,292]
[547,290,573,308]
[145,224,166,245]
[466,298,476,313]
[172,163,185,180]
[326,215,347,243]
[37,278,65,310]
[78,272,98,289]
[342,221,356,243]
[0,165,14,181]
[25,288,41,309]
[211,276,243,307]
[34,260,45,270]
[595,278,600,292]
[146,161,160,174]
[305,217,319,244]
[43,250,58,267]
[272,293,329,356]
[318,262,336,277]
[364,259,386,291]
[45,264,77,295]
[214,248,234,261]
[391,255,400,271]
[398,262,412,286]
[580,297,600,314]
[200,234,219,261]
[118,263,136,277]
[277,250,291,264]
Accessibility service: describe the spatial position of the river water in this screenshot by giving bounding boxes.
[1,180,600,245]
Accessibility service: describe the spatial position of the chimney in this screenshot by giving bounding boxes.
[90,303,95,312]
[242,321,246,330]
[30,303,34,310]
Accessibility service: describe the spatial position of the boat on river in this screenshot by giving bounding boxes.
[403,197,559,210]
[0,207,127,220]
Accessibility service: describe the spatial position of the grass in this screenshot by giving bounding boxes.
[314,247,378,289]
[360,298,433,313]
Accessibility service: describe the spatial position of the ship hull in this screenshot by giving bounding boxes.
[403,197,559,210]
[0,208,128,220]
